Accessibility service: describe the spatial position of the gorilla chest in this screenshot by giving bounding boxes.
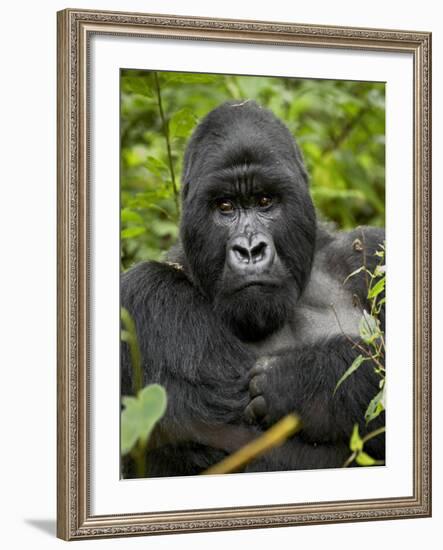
[246,268,362,356]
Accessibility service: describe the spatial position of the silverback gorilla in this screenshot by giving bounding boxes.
[121,100,385,477]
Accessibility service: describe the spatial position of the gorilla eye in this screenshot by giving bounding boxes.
[257,195,273,209]
[216,199,235,214]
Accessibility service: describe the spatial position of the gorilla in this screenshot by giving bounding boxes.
[121,100,385,477]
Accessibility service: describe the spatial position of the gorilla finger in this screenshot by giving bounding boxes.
[250,395,268,418]
[249,374,266,397]
[249,364,269,379]
[244,402,257,424]
[250,356,278,377]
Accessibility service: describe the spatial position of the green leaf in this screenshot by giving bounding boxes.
[121,208,143,224]
[151,219,179,238]
[368,277,385,299]
[121,384,167,455]
[359,310,381,344]
[169,108,197,138]
[365,389,385,424]
[122,75,153,97]
[121,226,145,239]
[310,188,365,201]
[356,451,377,466]
[162,73,219,85]
[334,355,367,395]
[350,424,363,452]
[145,156,169,178]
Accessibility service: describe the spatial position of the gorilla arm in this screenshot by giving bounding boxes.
[244,336,385,460]
[121,261,257,454]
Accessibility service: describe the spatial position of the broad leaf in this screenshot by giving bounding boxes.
[121,208,143,224]
[359,310,381,344]
[169,108,197,138]
[121,226,145,239]
[365,389,385,424]
[122,75,153,97]
[121,384,167,455]
[356,451,378,466]
[368,277,385,299]
[334,355,367,395]
[350,424,363,452]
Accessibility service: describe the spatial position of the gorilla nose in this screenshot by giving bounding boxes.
[227,233,275,273]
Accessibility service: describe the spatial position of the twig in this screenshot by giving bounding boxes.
[342,426,386,468]
[330,303,368,356]
[202,415,302,475]
[121,307,143,395]
[362,425,385,444]
[343,452,357,468]
[153,72,180,216]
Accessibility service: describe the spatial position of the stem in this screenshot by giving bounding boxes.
[202,415,302,475]
[362,425,386,445]
[342,452,357,468]
[131,440,146,478]
[121,308,143,395]
[342,426,386,468]
[153,72,179,216]
[360,228,370,293]
[330,304,369,357]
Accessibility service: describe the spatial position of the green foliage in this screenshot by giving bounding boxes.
[345,424,385,467]
[334,354,367,395]
[121,384,167,455]
[350,423,364,452]
[120,70,385,271]
[120,308,168,475]
[120,307,142,395]
[359,310,382,345]
[336,245,386,467]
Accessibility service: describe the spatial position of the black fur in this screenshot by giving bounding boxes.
[121,101,385,477]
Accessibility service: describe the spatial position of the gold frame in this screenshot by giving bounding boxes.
[57,8,432,540]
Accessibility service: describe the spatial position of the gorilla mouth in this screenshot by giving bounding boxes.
[235,280,279,292]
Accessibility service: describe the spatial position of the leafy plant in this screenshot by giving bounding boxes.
[120,307,167,476]
[121,384,167,456]
[334,244,386,467]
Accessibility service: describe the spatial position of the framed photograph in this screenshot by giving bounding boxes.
[57,8,431,540]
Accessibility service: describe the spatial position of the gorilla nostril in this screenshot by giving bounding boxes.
[233,244,250,263]
[228,234,274,271]
[250,241,267,263]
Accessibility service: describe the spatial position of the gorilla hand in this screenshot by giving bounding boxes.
[244,355,285,426]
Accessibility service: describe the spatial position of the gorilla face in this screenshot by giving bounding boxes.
[180,101,316,341]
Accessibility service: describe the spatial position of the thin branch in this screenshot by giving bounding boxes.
[330,304,366,355]
[342,452,357,468]
[153,72,180,216]
[362,425,386,445]
[342,426,386,468]
[202,415,302,475]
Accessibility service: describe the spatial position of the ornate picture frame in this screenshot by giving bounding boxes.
[57,8,431,540]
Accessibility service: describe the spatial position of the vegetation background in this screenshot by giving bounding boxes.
[120,70,385,271]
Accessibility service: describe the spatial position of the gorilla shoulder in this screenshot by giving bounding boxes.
[291,225,385,346]
[121,260,192,307]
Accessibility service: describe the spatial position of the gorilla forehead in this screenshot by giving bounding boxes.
[182,101,308,196]
[192,161,299,201]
